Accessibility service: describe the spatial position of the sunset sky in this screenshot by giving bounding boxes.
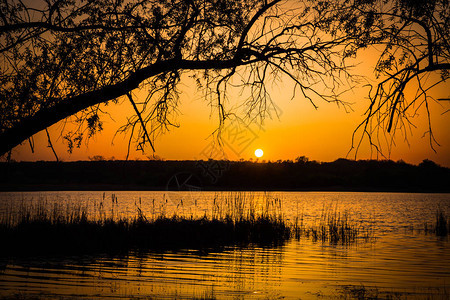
[9,53,450,167]
[2,1,448,167]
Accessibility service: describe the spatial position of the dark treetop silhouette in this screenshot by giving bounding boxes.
[0,0,448,158]
[1,159,449,192]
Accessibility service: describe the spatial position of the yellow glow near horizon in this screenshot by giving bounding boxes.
[255,149,264,158]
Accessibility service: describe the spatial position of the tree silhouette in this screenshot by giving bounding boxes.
[0,0,448,158]
[351,0,450,156]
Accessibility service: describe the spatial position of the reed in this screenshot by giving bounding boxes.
[0,193,377,256]
[293,205,371,245]
[0,193,291,256]
[435,208,449,236]
[424,207,449,237]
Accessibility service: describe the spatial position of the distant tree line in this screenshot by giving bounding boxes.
[0,159,448,192]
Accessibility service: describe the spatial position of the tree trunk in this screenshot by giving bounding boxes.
[0,58,242,156]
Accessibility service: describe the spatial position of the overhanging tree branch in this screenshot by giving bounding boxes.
[0,0,448,159]
[0,57,253,156]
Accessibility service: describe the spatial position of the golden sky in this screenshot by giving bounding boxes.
[9,49,450,167]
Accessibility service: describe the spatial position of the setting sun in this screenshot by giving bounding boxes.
[254,149,264,158]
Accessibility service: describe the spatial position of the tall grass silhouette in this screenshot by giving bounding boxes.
[293,204,373,245]
[424,206,449,237]
[0,192,380,256]
[0,192,291,255]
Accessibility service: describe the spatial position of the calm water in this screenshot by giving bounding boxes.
[0,191,449,299]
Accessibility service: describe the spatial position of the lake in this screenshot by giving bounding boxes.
[0,191,449,299]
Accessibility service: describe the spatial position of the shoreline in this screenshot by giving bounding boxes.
[1,184,449,193]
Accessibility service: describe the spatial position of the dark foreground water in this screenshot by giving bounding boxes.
[0,191,449,299]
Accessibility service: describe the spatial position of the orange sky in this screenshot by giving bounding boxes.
[8,49,450,167]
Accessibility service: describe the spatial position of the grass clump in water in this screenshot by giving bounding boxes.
[293,205,372,245]
[0,193,291,256]
[0,193,376,256]
[424,207,449,237]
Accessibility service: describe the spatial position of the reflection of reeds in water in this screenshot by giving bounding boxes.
[339,284,449,300]
[0,192,291,256]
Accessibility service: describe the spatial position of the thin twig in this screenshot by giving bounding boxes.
[126,92,155,152]
[45,129,59,161]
